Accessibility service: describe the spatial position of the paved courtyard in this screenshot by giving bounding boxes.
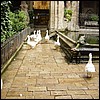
[1,40,99,99]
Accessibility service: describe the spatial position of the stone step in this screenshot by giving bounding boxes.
[79,28,99,33]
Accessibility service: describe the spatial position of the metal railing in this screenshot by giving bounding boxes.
[55,30,77,48]
[1,27,30,69]
[55,30,99,63]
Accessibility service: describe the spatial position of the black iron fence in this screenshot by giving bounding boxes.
[1,27,30,69]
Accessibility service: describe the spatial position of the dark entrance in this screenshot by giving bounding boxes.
[79,1,99,28]
[28,9,49,29]
[28,1,50,29]
[34,9,49,28]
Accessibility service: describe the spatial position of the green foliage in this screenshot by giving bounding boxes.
[65,9,72,16]
[1,1,14,42]
[64,9,72,22]
[1,1,28,43]
[90,14,99,21]
[9,10,27,32]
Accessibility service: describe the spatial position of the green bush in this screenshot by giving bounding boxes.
[1,1,14,42]
[1,1,28,43]
[9,10,28,32]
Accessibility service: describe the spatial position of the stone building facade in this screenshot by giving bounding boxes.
[13,1,99,32]
[26,1,80,32]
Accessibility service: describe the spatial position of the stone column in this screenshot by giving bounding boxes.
[76,1,80,30]
[54,1,58,30]
[58,1,64,30]
[66,1,71,9]
[70,1,79,31]
[50,1,55,32]
[50,1,64,32]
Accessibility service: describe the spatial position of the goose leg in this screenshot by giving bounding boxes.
[87,72,91,78]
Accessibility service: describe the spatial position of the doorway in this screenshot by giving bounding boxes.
[29,1,50,29]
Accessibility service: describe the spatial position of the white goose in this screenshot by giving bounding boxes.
[37,30,42,42]
[54,35,60,47]
[30,30,37,41]
[45,30,49,41]
[85,53,95,78]
[27,35,37,48]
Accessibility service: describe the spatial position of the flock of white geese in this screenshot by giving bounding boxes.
[26,29,96,78]
[26,29,60,49]
[1,30,61,90]
[1,30,96,90]
[27,30,42,48]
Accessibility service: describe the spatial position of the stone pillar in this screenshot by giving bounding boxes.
[70,1,79,31]
[54,1,58,30]
[50,1,55,32]
[76,1,80,30]
[58,1,64,30]
[50,1,64,32]
[20,1,30,24]
[29,1,33,10]
[66,1,71,9]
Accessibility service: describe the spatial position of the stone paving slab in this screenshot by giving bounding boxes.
[1,40,99,99]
